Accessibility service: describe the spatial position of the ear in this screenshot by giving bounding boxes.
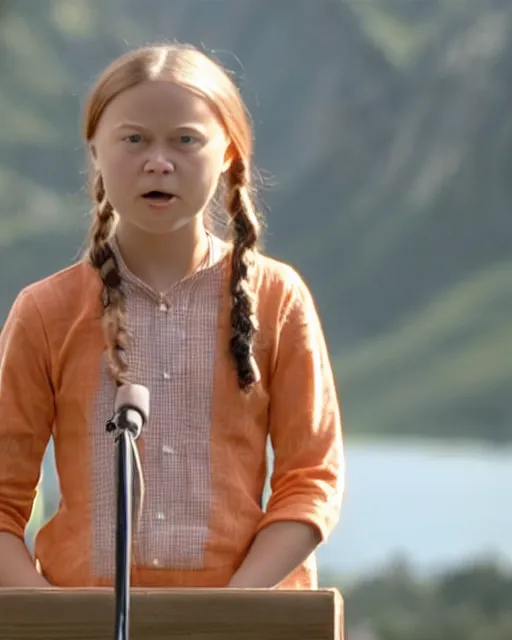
[89,142,99,169]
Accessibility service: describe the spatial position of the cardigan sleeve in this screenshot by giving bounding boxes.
[0,289,54,540]
[257,271,344,542]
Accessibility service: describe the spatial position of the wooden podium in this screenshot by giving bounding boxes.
[0,587,343,639]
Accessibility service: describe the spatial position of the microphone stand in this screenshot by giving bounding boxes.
[106,408,142,640]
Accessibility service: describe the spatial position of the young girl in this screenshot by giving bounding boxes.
[0,43,343,590]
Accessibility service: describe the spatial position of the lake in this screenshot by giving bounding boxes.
[30,438,512,580]
[316,438,512,579]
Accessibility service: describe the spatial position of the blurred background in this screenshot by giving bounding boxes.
[2,0,512,637]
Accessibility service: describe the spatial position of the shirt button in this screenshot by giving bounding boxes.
[156,512,166,521]
[163,372,171,380]
[152,558,160,567]
[162,444,175,454]
[159,302,168,312]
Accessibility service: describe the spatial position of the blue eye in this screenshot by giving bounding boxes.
[180,134,195,144]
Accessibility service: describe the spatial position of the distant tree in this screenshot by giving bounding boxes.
[325,559,512,640]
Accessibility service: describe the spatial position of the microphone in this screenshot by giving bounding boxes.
[112,384,150,439]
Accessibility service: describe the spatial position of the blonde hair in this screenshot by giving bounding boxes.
[83,44,261,391]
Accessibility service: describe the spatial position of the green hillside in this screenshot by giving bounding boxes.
[1,0,511,443]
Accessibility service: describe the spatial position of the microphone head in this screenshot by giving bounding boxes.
[114,384,150,424]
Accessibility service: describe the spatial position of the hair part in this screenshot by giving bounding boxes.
[83,43,262,392]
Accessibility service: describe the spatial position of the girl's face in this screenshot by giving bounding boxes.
[90,80,231,235]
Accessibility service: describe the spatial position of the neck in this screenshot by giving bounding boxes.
[114,218,210,293]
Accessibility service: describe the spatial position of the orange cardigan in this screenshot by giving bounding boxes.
[0,251,343,588]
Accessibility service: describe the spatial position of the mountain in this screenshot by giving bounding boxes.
[1,0,511,443]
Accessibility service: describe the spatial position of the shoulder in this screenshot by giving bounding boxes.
[252,252,316,317]
[249,254,317,331]
[253,252,306,293]
[3,260,101,329]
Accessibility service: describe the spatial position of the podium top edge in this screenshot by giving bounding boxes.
[0,587,342,599]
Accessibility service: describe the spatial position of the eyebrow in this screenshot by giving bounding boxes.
[114,122,208,134]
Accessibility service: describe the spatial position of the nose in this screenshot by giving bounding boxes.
[144,152,175,174]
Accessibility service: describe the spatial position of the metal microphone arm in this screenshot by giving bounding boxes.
[106,387,148,640]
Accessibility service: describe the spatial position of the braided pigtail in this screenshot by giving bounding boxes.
[86,172,130,386]
[226,157,261,392]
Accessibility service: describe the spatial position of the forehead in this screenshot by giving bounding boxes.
[96,80,225,134]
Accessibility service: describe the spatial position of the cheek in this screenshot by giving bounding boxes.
[100,152,139,193]
[182,152,225,193]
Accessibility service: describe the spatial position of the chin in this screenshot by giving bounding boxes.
[136,216,199,236]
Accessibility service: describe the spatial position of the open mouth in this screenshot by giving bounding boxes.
[142,190,176,202]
